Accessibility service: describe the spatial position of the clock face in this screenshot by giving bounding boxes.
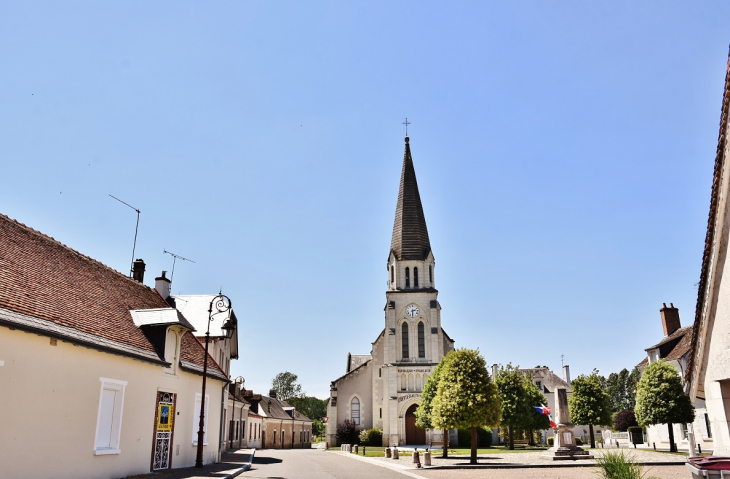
[406,304,420,317]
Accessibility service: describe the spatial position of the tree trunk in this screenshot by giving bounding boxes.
[442,428,449,458]
[528,428,534,446]
[668,422,675,453]
[508,425,514,450]
[470,426,478,465]
[589,424,595,449]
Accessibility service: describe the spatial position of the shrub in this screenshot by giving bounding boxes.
[595,450,652,479]
[358,428,383,446]
[335,420,359,445]
[457,427,493,448]
[575,437,583,446]
[547,436,554,447]
[614,410,639,432]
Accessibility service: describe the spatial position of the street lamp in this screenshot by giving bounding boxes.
[195,293,235,468]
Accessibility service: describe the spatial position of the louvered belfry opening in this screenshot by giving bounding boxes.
[391,137,432,261]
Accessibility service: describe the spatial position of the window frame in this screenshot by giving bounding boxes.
[351,396,361,425]
[417,322,425,358]
[401,322,409,359]
[94,377,127,455]
[414,267,419,288]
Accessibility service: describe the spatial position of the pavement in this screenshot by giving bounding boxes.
[126,449,254,479]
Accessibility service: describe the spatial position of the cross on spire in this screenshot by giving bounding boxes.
[402,117,411,137]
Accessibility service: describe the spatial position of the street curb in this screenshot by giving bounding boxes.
[423,461,687,470]
[223,464,250,478]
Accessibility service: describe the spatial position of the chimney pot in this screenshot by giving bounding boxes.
[269,389,277,399]
[132,259,146,283]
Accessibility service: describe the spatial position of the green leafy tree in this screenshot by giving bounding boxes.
[568,372,613,448]
[312,419,325,438]
[287,396,327,421]
[523,380,551,445]
[271,371,303,401]
[495,364,532,450]
[635,360,695,453]
[431,349,501,464]
[606,368,642,412]
[415,361,450,457]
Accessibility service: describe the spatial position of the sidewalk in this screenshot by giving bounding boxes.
[126,449,254,479]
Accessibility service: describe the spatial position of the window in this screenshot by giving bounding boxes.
[429,265,433,284]
[192,393,209,445]
[401,323,409,359]
[379,368,381,378]
[94,378,127,455]
[418,322,425,358]
[281,431,284,445]
[379,408,382,419]
[536,381,542,390]
[405,267,410,288]
[164,329,178,375]
[414,267,419,288]
[390,266,394,284]
[351,397,360,425]
[705,413,713,438]
[274,430,277,444]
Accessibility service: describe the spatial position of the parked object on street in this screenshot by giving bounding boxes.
[687,456,730,478]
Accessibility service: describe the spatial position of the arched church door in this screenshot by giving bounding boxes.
[405,404,426,444]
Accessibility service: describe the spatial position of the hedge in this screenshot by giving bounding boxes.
[457,427,493,448]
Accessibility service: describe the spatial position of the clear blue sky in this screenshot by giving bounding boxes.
[2,2,729,398]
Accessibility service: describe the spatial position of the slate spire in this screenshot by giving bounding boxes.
[390,137,432,260]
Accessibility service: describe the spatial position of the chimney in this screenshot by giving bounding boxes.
[132,259,146,283]
[660,303,681,336]
[155,271,171,299]
[491,364,499,380]
[563,365,571,385]
[269,389,277,399]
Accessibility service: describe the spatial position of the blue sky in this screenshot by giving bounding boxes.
[2,2,730,398]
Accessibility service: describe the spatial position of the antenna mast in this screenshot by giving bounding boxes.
[110,195,141,277]
[163,249,196,284]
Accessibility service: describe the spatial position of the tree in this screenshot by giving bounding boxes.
[613,409,638,432]
[568,372,612,448]
[271,371,303,401]
[312,419,326,438]
[635,360,695,453]
[287,396,327,421]
[431,349,501,464]
[495,364,532,450]
[415,360,450,457]
[605,368,642,412]
[335,419,358,446]
[523,380,551,445]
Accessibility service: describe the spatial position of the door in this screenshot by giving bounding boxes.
[405,404,426,444]
[152,392,176,470]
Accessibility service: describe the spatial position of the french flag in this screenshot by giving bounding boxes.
[533,404,550,416]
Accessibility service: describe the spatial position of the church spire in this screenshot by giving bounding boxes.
[390,137,432,261]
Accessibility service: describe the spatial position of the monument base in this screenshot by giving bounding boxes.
[544,424,594,461]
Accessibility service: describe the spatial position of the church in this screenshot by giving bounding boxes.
[326,136,456,447]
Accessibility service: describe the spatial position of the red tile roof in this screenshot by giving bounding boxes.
[0,213,225,377]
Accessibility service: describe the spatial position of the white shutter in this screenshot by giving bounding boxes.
[96,389,116,448]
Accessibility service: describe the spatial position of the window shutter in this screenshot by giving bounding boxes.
[96,389,116,448]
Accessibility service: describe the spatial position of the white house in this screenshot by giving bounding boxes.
[0,213,230,478]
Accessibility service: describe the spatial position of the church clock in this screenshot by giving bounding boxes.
[406,304,419,317]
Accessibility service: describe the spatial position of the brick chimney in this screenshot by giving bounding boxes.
[132,259,145,283]
[660,303,681,336]
[155,271,171,299]
[269,389,277,399]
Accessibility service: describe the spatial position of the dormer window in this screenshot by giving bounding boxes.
[405,268,410,289]
[164,328,179,375]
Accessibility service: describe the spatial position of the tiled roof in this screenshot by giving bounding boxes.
[645,325,692,351]
[0,213,225,377]
[258,396,312,422]
[687,50,730,389]
[390,137,432,261]
[347,353,372,372]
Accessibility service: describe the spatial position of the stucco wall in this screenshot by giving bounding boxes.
[0,327,225,479]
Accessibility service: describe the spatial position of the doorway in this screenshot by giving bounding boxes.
[405,404,426,444]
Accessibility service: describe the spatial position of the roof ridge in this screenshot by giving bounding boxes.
[0,212,147,289]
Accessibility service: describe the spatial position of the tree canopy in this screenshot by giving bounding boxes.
[605,368,641,412]
[431,349,501,464]
[415,360,443,430]
[495,364,533,449]
[568,372,613,448]
[271,371,303,401]
[287,395,327,421]
[635,360,694,427]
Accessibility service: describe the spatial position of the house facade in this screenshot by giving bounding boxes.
[326,136,456,447]
[246,391,312,449]
[0,213,229,479]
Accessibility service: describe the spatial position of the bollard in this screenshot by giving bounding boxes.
[653,443,656,451]
[325,442,329,450]
[393,448,399,459]
[616,441,619,449]
[386,447,391,458]
[347,444,351,453]
[354,445,358,454]
[424,451,431,466]
[412,450,421,468]
[363,446,366,456]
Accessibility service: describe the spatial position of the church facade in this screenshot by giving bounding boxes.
[326,136,455,447]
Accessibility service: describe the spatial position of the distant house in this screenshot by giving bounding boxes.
[637,304,711,451]
[0,213,229,479]
[246,390,312,449]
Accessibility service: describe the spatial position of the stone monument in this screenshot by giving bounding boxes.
[547,388,593,460]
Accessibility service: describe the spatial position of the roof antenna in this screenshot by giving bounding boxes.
[163,249,196,284]
[561,354,564,368]
[109,194,141,277]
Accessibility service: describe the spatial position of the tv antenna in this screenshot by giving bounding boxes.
[164,249,196,284]
[110,195,140,277]
[561,354,564,368]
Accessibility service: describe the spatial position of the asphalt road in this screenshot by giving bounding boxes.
[241,449,419,479]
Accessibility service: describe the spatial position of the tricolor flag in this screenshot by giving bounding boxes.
[533,404,551,416]
[550,419,557,428]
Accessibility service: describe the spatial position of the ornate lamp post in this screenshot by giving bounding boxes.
[195,293,234,468]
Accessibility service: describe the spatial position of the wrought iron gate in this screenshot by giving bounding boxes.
[153,392,176,470]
